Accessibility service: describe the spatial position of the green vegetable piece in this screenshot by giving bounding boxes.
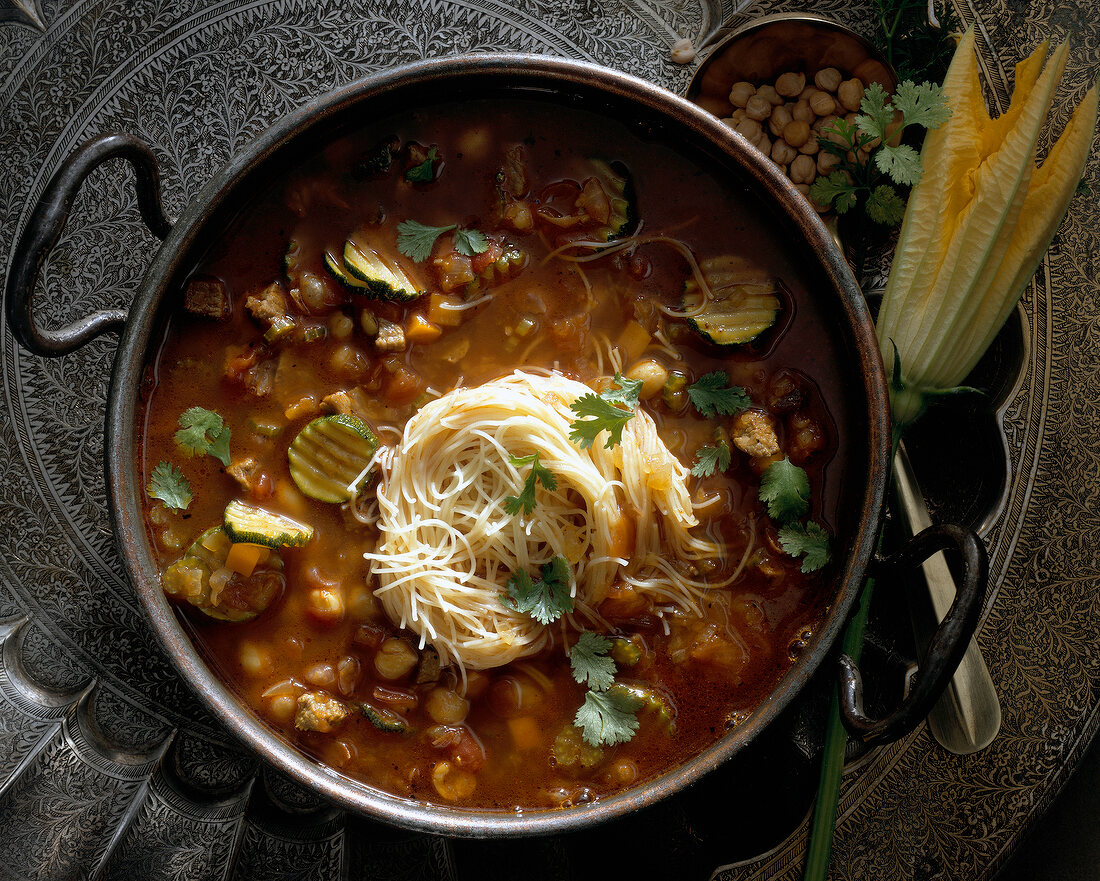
[174,406,232,467]
[503,451,557,516]
[263,314,297,343]
[586,159,636,242]
[662,373,689,410]
[359,702,411,733]
[574,687,642,747]
[609,635,643,667]
[343,239,422,302]
[609,681,677,735]
[758,457,811,524]
[779,521,832,572]
[148,461,192,510]
[453,227,489,257]
[288,414,381,504]
[324,250,369,291]
[551,724,605,768]
[502,556,573,625]
[683,257,781,346]
[865,184,907,225]
[161,526,284,622]
[687,371,752,419]
[223,499,314,549]
[570,631,617,692]
[405,146,439,182]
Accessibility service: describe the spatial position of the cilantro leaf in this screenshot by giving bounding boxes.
[758,457,811,523]
[817,117,859,156]
[691,440,731,478]
[568,374,645,449]
[397,219,456,262]
[405,146,438,182]
[854,82,895,142]
[687,371,752,419]
[600,372,643,407]
[891,80,952,131]
[874,143,923,187]
[809,171,859,215]
[503,451,557,516]
[174,407,231,467]
[575,688,642,746]
[454,227,489,257]
[148,461,192,510]
[865,184,907,225]
[778,521,832,572]
[570,631,617,692]
[502,556,574,625]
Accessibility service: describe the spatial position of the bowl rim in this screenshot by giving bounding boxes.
[105,52,890,837]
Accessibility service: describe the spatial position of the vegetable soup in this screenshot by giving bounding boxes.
[139,98,852,811]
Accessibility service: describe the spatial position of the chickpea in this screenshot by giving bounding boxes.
[794,183,812,197]
[809,91,836,117]
[745,94,772,121]
[837,78,865,112]
[817,151,842,176]
[791,99,814,124]
[728,81,755,108]
[782,119,811,148]
[329,312,354,340]
[775,71,806,98]
[268,694,297,724]
[814,67,843,92]
[730,107,747,124]
[374,637,419,680]
[330,343,368,378]
[756,84,783,106]
[790,155,817,185]
[753,132,772,155]
[624,359,668,401]
[336,656,361,696]
[239,642,273,677]
[799,137,820,156]
[432,761,476,801]
[768,105,793,137]
[346,582,382,621]
[306,587,345,625]
[798,84,818,101]
[771,139,797,165]
[305,663,337,688]
[425,687,470,724]
[734,117,762,141]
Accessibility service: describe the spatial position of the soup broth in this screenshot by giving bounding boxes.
[140,98,851,811]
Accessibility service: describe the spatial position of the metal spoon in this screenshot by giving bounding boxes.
[893,442,1001,754]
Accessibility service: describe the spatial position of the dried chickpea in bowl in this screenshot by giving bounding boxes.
[687,13,898,213]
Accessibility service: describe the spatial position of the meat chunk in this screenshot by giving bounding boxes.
[731,410,780,458]
[227,457,262,493]
[295,691,348,733]
[184,277,231,320]
[375,318,407,353]
[245,282,289,326]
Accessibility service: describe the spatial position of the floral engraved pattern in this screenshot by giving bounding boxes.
[0,0,1098,878]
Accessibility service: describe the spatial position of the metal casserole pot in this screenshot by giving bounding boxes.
[4,55,986,837]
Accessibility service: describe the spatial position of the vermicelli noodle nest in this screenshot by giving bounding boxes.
[366,370,723,671]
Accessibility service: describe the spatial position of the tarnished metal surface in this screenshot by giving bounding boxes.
[0,0,1097,877]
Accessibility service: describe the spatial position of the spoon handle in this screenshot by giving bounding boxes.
[893,444,1002,754]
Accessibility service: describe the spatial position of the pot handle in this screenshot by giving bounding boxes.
[5,132,172,357]
[837,523,988,746]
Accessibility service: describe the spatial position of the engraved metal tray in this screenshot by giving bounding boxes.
[1,1,1097,878]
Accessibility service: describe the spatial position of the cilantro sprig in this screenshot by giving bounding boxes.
[570,631,617,692]
[147,461,192,510]
[174,407,231,467]
[758,457,831,572]
[396,220,490,263]
[568,372,642,449]
[809,80,950,226]
[501,556,573,625]
[503,451,557,516]
[691,438,731,478]
[574,688,642,746]
[687,371,752,419]
[405,146,439,182]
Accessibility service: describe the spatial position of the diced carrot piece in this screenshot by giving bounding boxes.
[617,320,651,364]
[406,312,443,344]
[224,542,268,578]
[428,293,465,327]
[507,716,542,751]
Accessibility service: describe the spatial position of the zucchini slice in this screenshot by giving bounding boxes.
[359,701,411,734]
[609,681,677,736]
[683,256,781,346]
[586,159,635,242]
[287,414,380,503]
[223,499,314,548]
[324,250,370,292]
[343,240,422,302]
[161,526,284,622]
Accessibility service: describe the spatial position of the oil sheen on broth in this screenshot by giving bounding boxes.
[139,98,850,811]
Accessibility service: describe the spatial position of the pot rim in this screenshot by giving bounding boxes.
[105,53,889,837]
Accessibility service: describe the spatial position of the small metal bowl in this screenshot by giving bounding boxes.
[687,13,898,120]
